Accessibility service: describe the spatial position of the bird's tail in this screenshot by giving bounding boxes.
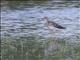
[55,24,66,29]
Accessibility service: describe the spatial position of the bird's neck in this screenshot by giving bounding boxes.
[45,18,49,22]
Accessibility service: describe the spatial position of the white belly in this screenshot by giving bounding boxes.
[48,25,59,32]
[48,26,55,30]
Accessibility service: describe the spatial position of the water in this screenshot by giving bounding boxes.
[1,1,80,60]
[1,1,80,42]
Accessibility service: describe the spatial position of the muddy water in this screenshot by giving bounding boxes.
[1,1,80,41]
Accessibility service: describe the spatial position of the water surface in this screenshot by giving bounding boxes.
[1,1,80,60]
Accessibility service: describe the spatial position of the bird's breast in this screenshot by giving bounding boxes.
[48,25,55,30]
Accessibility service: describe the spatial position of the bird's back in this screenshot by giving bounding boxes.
[48,21,66,29]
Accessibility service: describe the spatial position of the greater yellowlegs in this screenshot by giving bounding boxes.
[43,17,66,31]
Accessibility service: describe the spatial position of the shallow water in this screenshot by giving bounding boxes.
[1,1,80,60]
[1,1,80,41]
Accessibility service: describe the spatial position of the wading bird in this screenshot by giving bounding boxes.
[43,17,66,60]
[43,17,66,31]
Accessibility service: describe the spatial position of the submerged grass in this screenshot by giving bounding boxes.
[1,35,80,60]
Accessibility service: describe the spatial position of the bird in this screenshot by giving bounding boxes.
[43,17,66,31]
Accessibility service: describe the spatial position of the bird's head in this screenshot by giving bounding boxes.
[44,16,48,19]
[43,16,48,21]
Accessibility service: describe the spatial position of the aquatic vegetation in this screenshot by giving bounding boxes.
[1,1,80,60]
[1,35,80,60]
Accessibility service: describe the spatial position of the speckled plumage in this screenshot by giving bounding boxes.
[44,17,66,29]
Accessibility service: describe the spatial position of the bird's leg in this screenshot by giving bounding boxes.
[48,29,56,38]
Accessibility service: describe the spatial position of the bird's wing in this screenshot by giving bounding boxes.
[53,22,66,29]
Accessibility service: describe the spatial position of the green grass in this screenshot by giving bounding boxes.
[1,35,80,60]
